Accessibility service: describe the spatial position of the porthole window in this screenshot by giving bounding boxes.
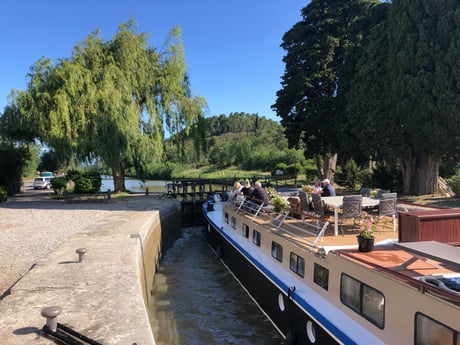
[306,320,317,343]
[278,293,285,311]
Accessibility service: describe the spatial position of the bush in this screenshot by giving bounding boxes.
[51,177,67,197]
[0,186,8,202]
[73,172,102,194]
[447,175,460,196]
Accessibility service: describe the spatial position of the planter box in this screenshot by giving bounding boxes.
[398,208,460,243]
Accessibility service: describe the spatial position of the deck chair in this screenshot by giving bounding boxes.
[376,189,390,199]
[298,191,311,212]
[373,193,397,231]
[339,195,363,234]
[359,188,371,197]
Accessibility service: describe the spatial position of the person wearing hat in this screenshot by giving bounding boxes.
[320,178,336,197]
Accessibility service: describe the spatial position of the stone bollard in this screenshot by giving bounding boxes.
[145,187,149,196]
[41,306,62,332]
[76,248,87,263]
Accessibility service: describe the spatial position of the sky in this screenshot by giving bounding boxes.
[0,1,306,122]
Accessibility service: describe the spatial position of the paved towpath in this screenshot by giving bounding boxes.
[0,184,180,344]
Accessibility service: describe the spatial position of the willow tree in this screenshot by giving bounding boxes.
[272,0,379,182]
[6,20,206,191]
[388,0,460,194]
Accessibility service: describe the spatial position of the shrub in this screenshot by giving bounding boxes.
[447,175,460,196]
[73,172,102,194]
[51,177,67,197]
[0,186,8,202]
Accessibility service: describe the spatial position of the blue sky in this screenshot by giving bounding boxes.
[0,1,305,122]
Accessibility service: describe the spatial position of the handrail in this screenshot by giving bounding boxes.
[227,197,329,250]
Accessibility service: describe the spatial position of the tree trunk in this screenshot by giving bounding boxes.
[400,153,438,195]
[111,163,126,192]
[314,152,337,183]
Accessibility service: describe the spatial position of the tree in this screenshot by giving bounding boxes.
[272,0,379,183]
[388,0,460,194]
[3,20,206,192]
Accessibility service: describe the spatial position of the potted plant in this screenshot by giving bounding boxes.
[267,187,289,213]
[357,220,376,252]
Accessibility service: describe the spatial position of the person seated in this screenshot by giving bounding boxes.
[229,181,243,201]
[311,179,323,194]
[320,178,336,197]
[252,181,270,206]
[241,179,253,197]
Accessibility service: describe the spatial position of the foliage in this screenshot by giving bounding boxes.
[0,143,30,194]
[335,159,359,192]
[359,220,376,239]
[0,186,8,202]
[51,177,67,196]
[372,163,403,193]
[447,175,460,196]
[266,187,289,212]
[2,20,206,192]
[273,0,379,181]
[72,172,102,194]
[38,150,59,174]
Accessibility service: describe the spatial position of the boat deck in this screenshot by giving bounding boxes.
[224,199,460,305]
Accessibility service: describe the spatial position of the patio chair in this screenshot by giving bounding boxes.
[339,195,363,234]
[373,193,397,231]
[376,189,390,199]
[298,191,311,212]
[359,188,371,197]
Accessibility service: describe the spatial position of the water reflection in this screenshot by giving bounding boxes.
[150,227,283,345]
[100,177,168,193]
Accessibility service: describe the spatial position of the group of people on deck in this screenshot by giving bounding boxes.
[311,178,336,197]
[229,177,335,207]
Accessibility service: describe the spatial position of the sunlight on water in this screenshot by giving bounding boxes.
[149,227,284,345]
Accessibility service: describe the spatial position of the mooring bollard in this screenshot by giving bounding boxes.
[76,248,87,263]
[145,187,149,196]
[41,306,62,332]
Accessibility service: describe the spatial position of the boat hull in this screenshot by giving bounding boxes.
[203,215,340,345]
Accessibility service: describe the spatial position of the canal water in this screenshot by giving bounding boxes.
[149,227,284,345]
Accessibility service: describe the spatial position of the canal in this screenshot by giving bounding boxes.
[149,227,284,345]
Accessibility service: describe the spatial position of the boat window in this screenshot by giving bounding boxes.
[231,217,236,229]
[242,223,249,238]
[415,313,458,345]
[224,212,229,224]
[340,274,385,329]
[289,252,305,278]
[252,230,261,246]
[271,242,283,262]
[313,263,329,290]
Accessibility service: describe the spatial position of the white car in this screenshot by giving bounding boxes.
[33,177,52,190]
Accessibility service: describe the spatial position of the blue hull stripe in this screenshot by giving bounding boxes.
[203,204,356,344]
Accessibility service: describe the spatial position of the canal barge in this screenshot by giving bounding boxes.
[202,195,460,344]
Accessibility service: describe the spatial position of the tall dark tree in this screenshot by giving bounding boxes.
[344,3,394,163]
[388,0,460,194]
[272,0,379,182]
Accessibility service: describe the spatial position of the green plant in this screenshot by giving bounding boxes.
[359,220,376,239]
[51,177,67,197]
[73,172,102,194]
[267,187,289,212]
[0,186,8,202]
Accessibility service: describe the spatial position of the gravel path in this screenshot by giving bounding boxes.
[0,185,139,298]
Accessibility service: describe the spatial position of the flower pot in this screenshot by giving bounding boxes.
[357,235,375,252]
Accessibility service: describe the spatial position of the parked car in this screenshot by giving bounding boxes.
[33,177,52,190]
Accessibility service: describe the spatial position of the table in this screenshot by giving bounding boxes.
[322,196,380,236]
